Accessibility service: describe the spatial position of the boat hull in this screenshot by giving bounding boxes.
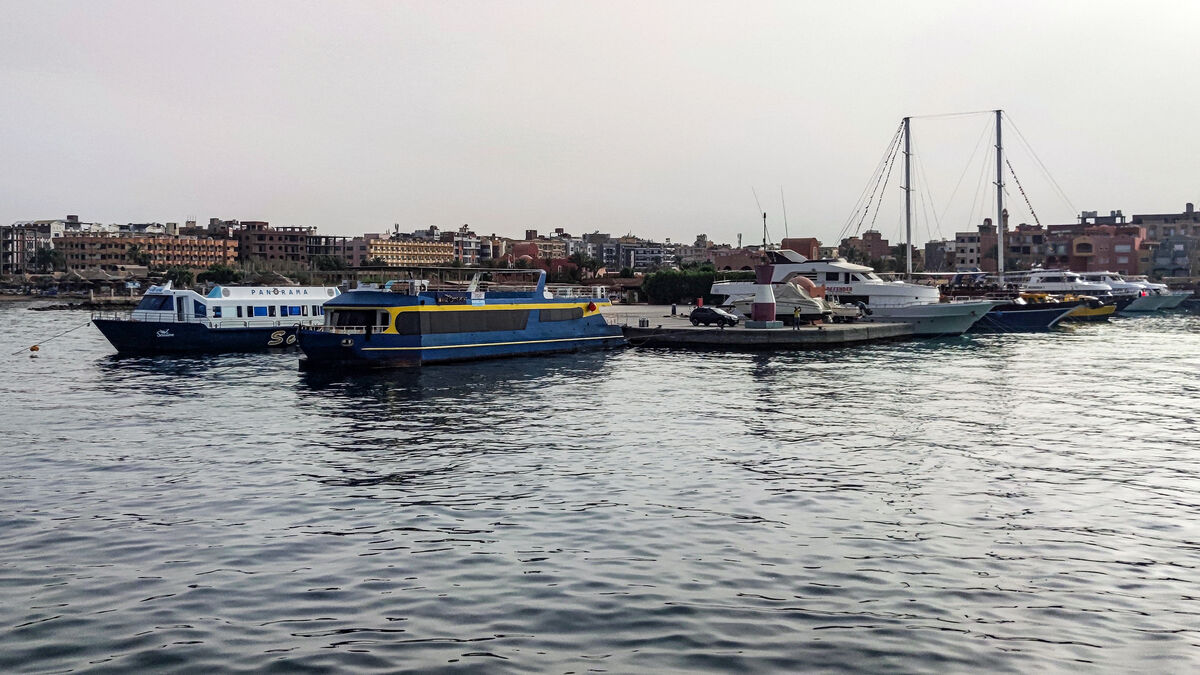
[93,319,301,355]
[969,303,1078,332]
[1119,293,1170,312]
[863,301,998,336]
[298,321,626,369]
[1158,291,1192,309]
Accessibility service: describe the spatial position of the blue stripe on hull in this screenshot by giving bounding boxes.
[298,323,626,369]
[93,319,300,354]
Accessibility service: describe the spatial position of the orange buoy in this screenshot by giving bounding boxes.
[29,345,39,352]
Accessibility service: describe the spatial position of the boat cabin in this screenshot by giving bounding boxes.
[131,283,342,327]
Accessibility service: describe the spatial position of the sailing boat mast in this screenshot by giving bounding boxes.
[903,116,913,280]
[995,109,1005,281]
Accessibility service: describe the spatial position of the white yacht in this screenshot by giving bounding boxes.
[710,250,998,335]
[1022,270,1113,295]
[1076,272,1169,311]
[1125,275,1192,309]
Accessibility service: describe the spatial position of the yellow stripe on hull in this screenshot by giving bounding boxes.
[362,335,618,351]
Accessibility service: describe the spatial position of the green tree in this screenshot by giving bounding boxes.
[364,257,389,267]
[163,266,194,288]
[32,246,66,273]
[641,268,753,305]
[311,254,348,271]
[197,263,244,284]
[619,266,634,278]
[126,243,152,266]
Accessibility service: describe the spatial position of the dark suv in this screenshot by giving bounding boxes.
[689,306,739,327]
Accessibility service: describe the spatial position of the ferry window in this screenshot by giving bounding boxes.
[280,306,289,317]
[421,309,530,333]
[541,307,584,322]
[301,306,308,316]
[236,306,243,318]
[194,300,206,317]
[254,306,268,317]
[291,306,302,316]
[269,306,277,317]
[135,295,174,311]
[213,306,222,318]
[331,309,375,327]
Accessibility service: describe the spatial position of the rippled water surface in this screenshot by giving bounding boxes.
[2,302,1200,672]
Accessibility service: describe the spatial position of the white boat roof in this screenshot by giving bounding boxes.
[205,285,342,300]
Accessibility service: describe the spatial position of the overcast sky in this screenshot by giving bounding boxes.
[3,1,1198,247]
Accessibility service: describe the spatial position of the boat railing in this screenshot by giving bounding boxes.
[304,324,391,335]
[90,310,324,329]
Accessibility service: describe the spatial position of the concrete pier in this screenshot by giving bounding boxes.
[602,305,915,350]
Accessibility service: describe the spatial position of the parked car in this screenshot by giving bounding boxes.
[689,306,739,327]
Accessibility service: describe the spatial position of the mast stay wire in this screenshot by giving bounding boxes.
[1004,112,1077,218]
[935,117,994,233]
[1006,157,1042,227]
[839,124,902,242]
[968,140,994,231]
[867,135,903,234]
[837,122,904,243]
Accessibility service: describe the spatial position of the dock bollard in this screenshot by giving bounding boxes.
[671,304,677,316]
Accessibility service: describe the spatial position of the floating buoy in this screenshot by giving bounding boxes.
[29,345,39,352]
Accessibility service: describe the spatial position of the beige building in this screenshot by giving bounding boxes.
[56,233,238,270]
[366,237,455,266]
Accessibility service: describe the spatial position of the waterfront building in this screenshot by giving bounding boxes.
[923,240,952,272]
[781,237,821,260]
[1129,202,1200,277]
[1044,212,1144,276]
[56,233,238,270]
[840,229,890,261]
[232,221,313,266]
[954,219,996,271]
[363,234,454,266]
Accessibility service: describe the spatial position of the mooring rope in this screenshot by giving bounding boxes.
[10,320,93,356]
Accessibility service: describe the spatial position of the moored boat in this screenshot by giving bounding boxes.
[710,250,996,335]
[297,270,625,369]
[92,282,341,354]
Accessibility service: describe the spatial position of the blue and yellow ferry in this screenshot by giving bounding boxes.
[297,271,625,368]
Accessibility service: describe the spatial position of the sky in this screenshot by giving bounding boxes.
[3,0,1199,247]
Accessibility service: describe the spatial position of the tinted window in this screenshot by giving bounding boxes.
[236,306,243,318]
[194,300,206,317]
[136,295,174,311]
[395,309,530,334]
[254,306,268,317]
[213,306,222,318]
[269,306,277,317]
[331,309,375,327]
[541,307,584,322]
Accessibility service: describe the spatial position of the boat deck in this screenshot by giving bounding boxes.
[602,305,915,349]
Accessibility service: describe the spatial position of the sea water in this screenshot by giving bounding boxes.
[1,303,1199,672]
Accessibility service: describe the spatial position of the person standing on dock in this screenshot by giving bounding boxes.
[792,306,800,330]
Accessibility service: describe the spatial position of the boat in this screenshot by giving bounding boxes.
[296,270,625,369]
[91,282,342,354]
[1059,294,1117,321]
[1124,275,1192,309]
[1076,272,1168,312]
[710,250,998,335]
[967,297,1080,332]
[941,272,1082,332]
[724,276,862,324]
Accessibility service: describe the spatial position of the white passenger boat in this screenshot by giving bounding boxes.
[92,282,342,354]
